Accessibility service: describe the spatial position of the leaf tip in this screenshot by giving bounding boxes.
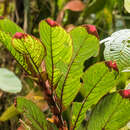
[119,89,130,98]
[45,18,59,27]
[105,61,119,72]
[13,32,27,39]
[82,24,99,39]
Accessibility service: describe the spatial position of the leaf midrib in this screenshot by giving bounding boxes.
[49,27,54,89]
[60,36,89,112]
[72,69,108,130]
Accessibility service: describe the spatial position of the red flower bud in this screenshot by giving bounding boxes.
[105,61,118,72]
[119,89,130,98]
[82,24,99,39]
[46,18,58,27]
[13,32,27,39]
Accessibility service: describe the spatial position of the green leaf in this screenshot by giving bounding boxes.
[71,62,117,130]
[39,19,73,86]
[71,102,82,128]
[87,93,130,130]
[56,27,99,109]
[124,0,130,13]
[12,34,46,74]
[0,31,30,74]
[0,31,46,75]
[0,18,23,35]
[0,105,19,121]
[0,68,22,93]
[17,97,48,130]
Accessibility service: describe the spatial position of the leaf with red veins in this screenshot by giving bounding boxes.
[82,24,99,39]
[45,18,59,27]
[105,61,119,72]
[13,32,27,39]
[119,89,130,98]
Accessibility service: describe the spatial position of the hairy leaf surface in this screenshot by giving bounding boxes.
[39,19,73,87]
[71,62,117,130]
[56,27,99,109]
[17,97,48,130]
[87,93,130,130]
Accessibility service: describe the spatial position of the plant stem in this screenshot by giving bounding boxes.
[38,78,65,129]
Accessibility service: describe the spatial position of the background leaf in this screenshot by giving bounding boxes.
[87,93,130,130]
[71,62,117,129]
[56,26,99,109]
[0,18,23,35]
[0,68,22,93]
[39,19,73,87]
[56,0,85,24]
[124,0,130,13]
[17,97,48,130]
[0,105,19,121]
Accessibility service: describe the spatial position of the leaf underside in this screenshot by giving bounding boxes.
[104,29,130,71]
[0,68,22,93]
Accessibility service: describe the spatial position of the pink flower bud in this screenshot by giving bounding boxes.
[105,61,118,72]
[13,32,27,39]
[82,24,99,39]
[46,18,58,27]
[119,89,130,98]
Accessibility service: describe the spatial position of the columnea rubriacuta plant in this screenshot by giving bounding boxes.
[0,17,130,130]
